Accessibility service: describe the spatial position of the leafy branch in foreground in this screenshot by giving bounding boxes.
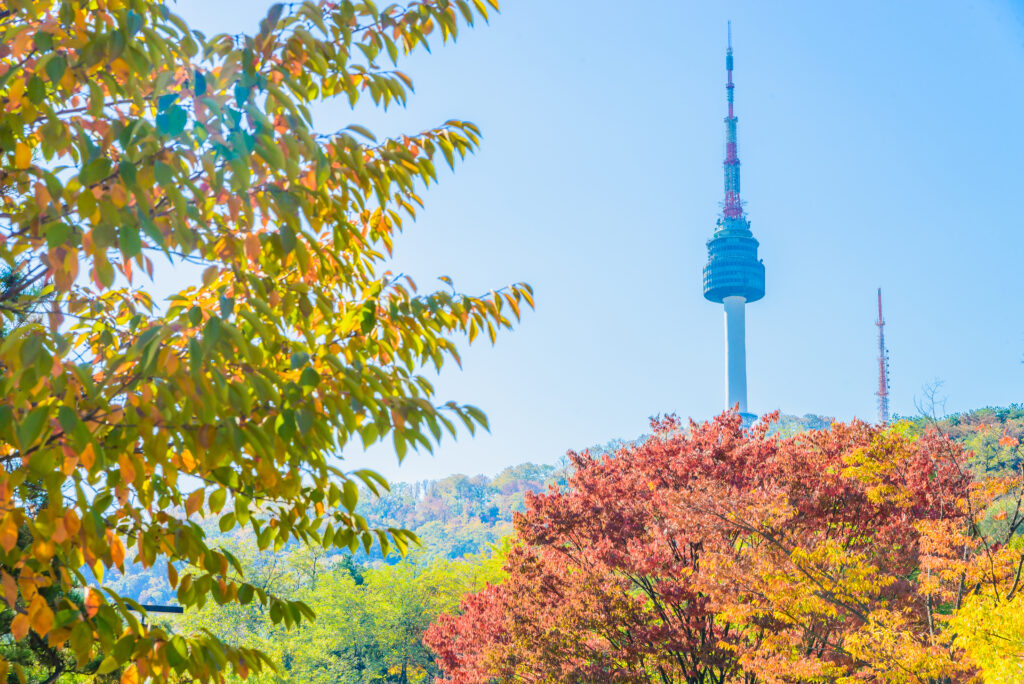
[0,0,520,681]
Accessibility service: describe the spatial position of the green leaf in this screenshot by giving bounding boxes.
[157,93,179,112]
[464,404,490,431]
[218,295,234,318]
[34,31,54,51]
[194,70,207,96]
[80,157,112,185]
[108,29,126,60]
[299,367,319,387]
[45,55,66,84]
[280,224,296,254]
[57,406,78,434]
[154,161,174,186]
[156,105,187,136]
[119,226,142,258]
[359,301,376,334]
[26,75,45,104]
[16,406,49,450]
[97,656,120,675]
[345,124,377,142]
[125,10,143,37]
[219,513,236,533]
[342,479,358,512]
[46,223,73,249]
[94,492,114,513]
[118,160,137,186]
[208,488,227,514]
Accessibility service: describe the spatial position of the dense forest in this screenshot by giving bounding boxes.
[84,407,1024,682]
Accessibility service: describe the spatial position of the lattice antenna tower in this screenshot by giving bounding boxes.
[876,288,891,424]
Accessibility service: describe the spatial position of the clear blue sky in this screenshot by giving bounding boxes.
[169,0,1024,482]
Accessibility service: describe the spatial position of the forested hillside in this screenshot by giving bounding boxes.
[97,407,1023,682]
[106,462,567,604]
[109,406,1024,605]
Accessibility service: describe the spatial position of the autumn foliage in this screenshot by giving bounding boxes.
[427,413,1024,683]
[0,0,521,681]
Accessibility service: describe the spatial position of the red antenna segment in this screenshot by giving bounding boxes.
[876,288,890,424]
[723,20,743,220]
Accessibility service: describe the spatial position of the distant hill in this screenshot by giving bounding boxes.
[106,462,569,603]
[106,406,1022,603]
[359,462,568,562]
[899,404,1024,477]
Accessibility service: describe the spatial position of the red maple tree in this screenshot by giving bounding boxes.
[426,413,977,683]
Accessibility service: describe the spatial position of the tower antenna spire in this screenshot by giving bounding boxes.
[728,20,732,50]
[723,21,742,220]
[876,289,891,424]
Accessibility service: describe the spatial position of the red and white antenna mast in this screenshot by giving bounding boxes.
[876,288,890,424]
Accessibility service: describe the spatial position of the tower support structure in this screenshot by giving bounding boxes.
[703,23,764,422]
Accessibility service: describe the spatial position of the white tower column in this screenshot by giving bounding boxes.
[723,295,748,413]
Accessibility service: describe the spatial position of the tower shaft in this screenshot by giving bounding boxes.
[724,295,748,413]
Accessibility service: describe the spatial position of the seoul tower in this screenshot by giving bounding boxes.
[703,22,765,423]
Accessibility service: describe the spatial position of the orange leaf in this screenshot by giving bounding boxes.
[185,489,204,517]
[10,613,29,640]
[108,533,125,568]
[64,510,81,536]
[79,443,96,470]
[14,143,31,169]
[84,589,101,618]
[0,515,18,553]
[1,572,17,608]
[51,520,68,544]
[119,453,137,484]
[121,665,140,684]
[999,435,1017,448]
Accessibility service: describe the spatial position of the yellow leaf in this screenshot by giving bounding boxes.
[32,539,55,561]
[28,597,53,636]
[14,143,31,170]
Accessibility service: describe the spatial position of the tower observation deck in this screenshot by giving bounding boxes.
[703,23,765,420]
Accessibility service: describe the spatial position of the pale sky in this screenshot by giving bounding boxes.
[166,0,1024,482]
